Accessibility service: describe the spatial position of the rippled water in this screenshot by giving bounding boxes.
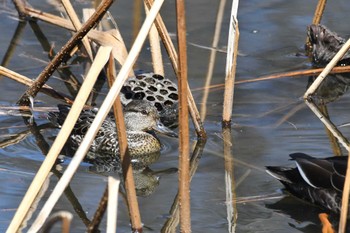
[1,0,350,232]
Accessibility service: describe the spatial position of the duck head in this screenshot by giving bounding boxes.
[124,100,178,137]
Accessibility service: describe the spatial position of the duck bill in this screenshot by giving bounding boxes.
[153,120,178,138]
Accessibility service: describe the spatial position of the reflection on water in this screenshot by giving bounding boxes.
[1,0,350,232]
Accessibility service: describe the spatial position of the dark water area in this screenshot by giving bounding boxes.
[1,0,350,232]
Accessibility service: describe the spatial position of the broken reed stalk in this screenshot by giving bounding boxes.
[303,38,350,151]
[28,1,164,231]
[87,186,108,232]
[200,0,227,121]
[144,0,206,139]
[16,0,113,106]
[61,0,94,60]
[305,0,327,52]
[312,0,327,24]
[304,37,350,97]
[107,177,120,233]
[339,151,350,233]
[0,66,75,105]
[40,211,73,233]
[176,0,191,232]
[107,55,142,231]
[222,9,239,124]
[11,46,113,233]
[144,2,164,75]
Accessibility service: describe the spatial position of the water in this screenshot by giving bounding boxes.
[1,0,350,232]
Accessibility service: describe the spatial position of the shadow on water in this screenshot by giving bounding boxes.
[2,0,350,232]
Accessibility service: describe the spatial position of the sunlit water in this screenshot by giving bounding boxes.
[1,0,350,232]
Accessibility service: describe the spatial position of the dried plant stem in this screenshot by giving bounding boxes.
[303,38,350,151]
[0,66,74,104]
[107,177,120,233]
[11,0,27,17]
[339,150,350,233]
[144,2,164,75]
[61,0,94,60]
[40,211,73,233]
[17,0,113,106]
[305,0,327,52]
[304,38,350,97]
[107,55,142,231]
[144,0,206,139]
[87,186,108,232]
[223,17,239,124]
[312,0,327,24]
[200,0,226,121]
[176,0,191,232]
[10,46,112,233]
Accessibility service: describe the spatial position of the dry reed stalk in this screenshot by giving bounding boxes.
[176,0,191,232]
[305,0,327,51]
[192,65,350,92]
[222,0,239,124]
[87,186,108,232]
[61,0,94,60]
[40,211,73,233]
[339,150,350,233]
[107,55,142,231]
[144,2,164,75]
[303,38,350,151]
[0,66,75,104]
[16,0,113,106]
[6,46,113,233]
[107,177,120,233]
[22,7,126,54]
[11,0,27,17]
[28,1,164,231]
[312,0,327,24]
[144,0,206,139]
[200,0,227,121]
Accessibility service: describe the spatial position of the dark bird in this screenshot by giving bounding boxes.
[266,153,347,213]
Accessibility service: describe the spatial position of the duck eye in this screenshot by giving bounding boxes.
[141,110,148,115]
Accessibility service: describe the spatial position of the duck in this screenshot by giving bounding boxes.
[48,100,178,164]
[266,153,347,213]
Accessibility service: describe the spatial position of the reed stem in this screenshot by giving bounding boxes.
[176,0,191,232]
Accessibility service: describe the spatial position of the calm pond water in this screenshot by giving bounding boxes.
[1,0,350,232]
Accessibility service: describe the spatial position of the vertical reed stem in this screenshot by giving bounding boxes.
[107,55,142,231]
[222,0,239,123]
[176,0,191,232]
[144,0,206,139]
[339,150,350,233]
[305,0,327,51]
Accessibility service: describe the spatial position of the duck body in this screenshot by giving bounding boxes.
[48,100,177,163]
[266,153,347,213]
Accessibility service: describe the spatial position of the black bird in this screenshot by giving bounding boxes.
[266,153,347,213]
